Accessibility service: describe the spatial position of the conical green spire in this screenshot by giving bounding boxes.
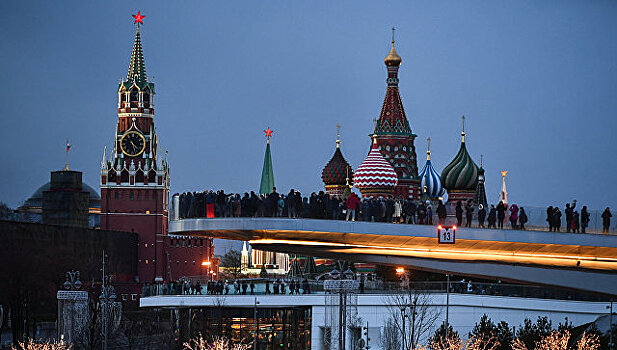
[127,27,147,84]
[259,141,275,194]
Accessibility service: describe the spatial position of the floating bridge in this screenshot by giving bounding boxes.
[169,218,617,295]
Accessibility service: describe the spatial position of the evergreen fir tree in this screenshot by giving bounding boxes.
[515,316,553,349]
[495,321,514,350]
[428,321,459,347]
[468,314,498,344]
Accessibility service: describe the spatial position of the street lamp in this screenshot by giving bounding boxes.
[202,260,211,282]
[254,297,260,350]
[100,251,116,350]
[607,300,614,350]
[400,305,407,350]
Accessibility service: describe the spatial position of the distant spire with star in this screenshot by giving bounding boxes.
[259,127,275,194]
[127,11,148,84]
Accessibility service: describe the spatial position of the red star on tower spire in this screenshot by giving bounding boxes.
[264,127,273,142]
[132,11,145,26]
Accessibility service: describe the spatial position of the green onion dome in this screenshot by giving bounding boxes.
[441,136,479,191]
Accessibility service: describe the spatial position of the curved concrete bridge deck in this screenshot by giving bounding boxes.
[169,218,617,295]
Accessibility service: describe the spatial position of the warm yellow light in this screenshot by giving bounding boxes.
[396,267,405,274]
[202,261,211,266]
[438,225,443,230]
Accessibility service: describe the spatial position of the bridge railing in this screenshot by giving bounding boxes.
[141,279,606,302]
[170,194,615,235]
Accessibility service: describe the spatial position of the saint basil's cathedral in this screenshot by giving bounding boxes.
[322,31,487,209]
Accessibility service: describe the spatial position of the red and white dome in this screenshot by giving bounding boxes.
[354,140,398,197]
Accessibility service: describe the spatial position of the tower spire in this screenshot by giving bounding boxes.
[127,13,147,84]
[259,128,275,194]
[426,137,431,160]
[461,115,466,143]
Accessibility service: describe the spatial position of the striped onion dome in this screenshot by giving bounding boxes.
[441,133,479,191]
[354,139,398,194]
[322,146,353,186]
[419,151,446,198]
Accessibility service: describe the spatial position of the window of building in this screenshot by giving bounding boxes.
[130,192,134,200]
[114,191,119,199]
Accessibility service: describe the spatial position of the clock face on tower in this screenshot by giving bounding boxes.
[120,131,146,157]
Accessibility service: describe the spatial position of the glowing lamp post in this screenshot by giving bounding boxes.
[202,260,211,281]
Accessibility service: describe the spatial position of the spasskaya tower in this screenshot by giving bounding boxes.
[100,12,170,283]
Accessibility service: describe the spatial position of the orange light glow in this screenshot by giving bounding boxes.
[202,261,211,266]
[438,225,443,230]
[452,225,457,230]
[396,267,405,274]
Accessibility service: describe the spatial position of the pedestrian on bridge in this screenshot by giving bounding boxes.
[477,204,486,228]
[581,206,590,233]
[346,193,360,221]
[519,207,528,230]
[455,201,463,227]
[565,200,577,233]
[436,200,447,226]
[497,201,506,229]
[602,207,612,234]
[465,200,474,227]
[509,204,519,229]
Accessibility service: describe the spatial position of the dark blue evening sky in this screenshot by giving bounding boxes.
[1,1,616,210]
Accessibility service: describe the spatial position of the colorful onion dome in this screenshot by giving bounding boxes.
[322,138,353,187]
[354,139,398,193]
[419,140,446,198]
[441,128,479,191]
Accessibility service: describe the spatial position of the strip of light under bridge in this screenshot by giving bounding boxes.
[248,238,617,271]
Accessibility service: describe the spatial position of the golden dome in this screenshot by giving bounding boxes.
[384,41,402,67]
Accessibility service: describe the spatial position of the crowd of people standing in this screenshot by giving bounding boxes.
[175,189,612,233]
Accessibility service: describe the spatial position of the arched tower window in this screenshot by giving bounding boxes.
[130,88,138,107]
[143,89,150,108]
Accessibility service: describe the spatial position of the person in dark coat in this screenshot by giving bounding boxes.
[477,204,486,228]
[496,201,506,229]
[571,211,580,233]
[602,207,612,234]
[546,206,554,231]
[417,202,426,224]
[581,206,590,233]
[455,201,463,227]
[437,201,447,226]
[407,200,417,224]
[519,207,528,230]
[509,204,519,229]
[564,200,577,233]
[487,205,497,229]
[554,207,562,232]
[465,200,474,227]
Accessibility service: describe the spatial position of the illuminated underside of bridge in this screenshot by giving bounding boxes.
[169,218,617,296]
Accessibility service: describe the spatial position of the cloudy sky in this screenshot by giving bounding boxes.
[1,1,616,211]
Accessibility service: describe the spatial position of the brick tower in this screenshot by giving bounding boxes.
[100,16,170,283]
[371,29,420,199]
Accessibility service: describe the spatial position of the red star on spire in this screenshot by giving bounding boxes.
[264,127,273,140]
[132,11,145,25]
